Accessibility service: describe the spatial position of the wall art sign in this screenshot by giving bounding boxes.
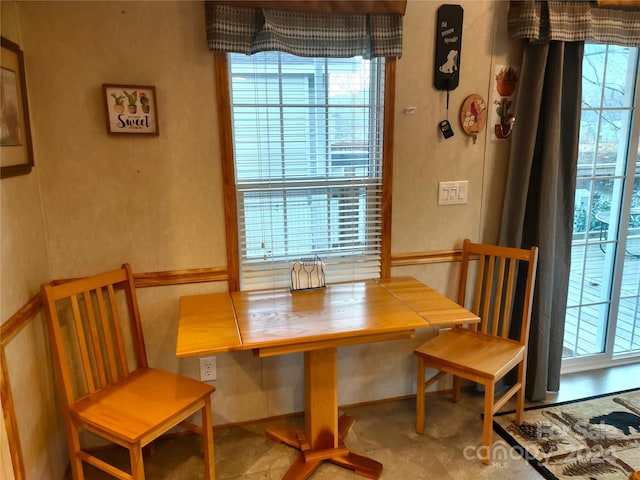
[434,4,463,91]
[1,36,34,179]
[103,84,159,135]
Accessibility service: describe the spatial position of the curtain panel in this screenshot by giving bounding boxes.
[509,0,640,47]
[499,41,584,402]
[205,1,404,58]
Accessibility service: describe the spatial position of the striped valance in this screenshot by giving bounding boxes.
[509,0,640,47]
[205,1,405,58]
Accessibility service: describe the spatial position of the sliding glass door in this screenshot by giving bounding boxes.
[562,44,640,371]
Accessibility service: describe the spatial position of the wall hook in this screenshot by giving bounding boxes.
[495,115,516,139]
[494,98,516,139]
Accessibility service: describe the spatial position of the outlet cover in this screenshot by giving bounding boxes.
[200,356,217,381]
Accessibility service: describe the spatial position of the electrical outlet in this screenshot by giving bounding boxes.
[200,356,217,381]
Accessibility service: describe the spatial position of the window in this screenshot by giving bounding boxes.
[227,52,386,290]
[563,44,640,367]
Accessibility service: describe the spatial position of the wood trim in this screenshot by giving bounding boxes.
[214,52,240,292]
[0,294,42,480]
[596,0,640,7]
[390,249,462,267]
[1,347,25,480]
[380,57,396,279]
[211,1,408,15]
[0,294,42,348]
[133,267,228,288]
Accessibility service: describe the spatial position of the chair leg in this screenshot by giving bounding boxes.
[452,375,461,402]
[416,356,426,434]
[202,397,216,480]
[515,362,526,425]
[68,422,85,480]
[482,382,495,465]
[130,444,145,479]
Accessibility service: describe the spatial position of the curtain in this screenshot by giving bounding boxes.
[503,0,640,402]
[508,0,640,47]
[499,40,584,402]
[204,0,405,58]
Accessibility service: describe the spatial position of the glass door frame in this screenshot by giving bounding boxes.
[561,45,640,374]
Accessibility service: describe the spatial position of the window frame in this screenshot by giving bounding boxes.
[213,52,396,291]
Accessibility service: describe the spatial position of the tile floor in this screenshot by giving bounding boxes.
[68,362,640,480]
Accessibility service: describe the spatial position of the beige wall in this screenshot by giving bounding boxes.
[1,1,64,479]
[0,1,521,478]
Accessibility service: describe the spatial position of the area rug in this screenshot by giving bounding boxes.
[493,389,640,480]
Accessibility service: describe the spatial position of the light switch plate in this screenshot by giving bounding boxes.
[438,181,468,205]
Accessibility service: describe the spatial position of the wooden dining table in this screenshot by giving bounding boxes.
[176,276,479,479]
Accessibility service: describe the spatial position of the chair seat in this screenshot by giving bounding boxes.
[415,328,525,382]
[71,368,215,444]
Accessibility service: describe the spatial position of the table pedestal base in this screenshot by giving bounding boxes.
[267,414,383,480]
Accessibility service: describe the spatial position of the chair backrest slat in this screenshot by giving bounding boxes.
[490,256,506,336]
[41,264,147,407]
[123,264,149,369]
[95,285,119,383]
[501,259,517,338]
[69,294,96,393]
[472,253,485,332]
[457,239,538,346]
[83,290,107,388]
[480,253,495,334]
[42,293,74,403]
[107,283,130,378]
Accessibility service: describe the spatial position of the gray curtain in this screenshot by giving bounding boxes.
[508,1,640,47]
[499,41,584,402]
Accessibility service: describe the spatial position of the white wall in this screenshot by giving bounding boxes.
[0,1,521,478]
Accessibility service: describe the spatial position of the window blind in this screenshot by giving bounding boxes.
[229,52,385,290]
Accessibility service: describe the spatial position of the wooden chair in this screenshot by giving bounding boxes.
[41,263,216,480]
[415,239,538,464]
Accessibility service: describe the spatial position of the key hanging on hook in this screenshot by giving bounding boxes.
[439,86,454,139]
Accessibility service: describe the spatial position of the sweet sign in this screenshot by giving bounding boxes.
[103,84,159,135]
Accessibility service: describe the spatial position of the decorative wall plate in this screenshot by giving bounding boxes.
[460,94,487,140]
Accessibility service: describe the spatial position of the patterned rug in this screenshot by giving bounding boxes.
[493,389,640,480]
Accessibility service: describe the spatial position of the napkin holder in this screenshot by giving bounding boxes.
[291,256,326,291]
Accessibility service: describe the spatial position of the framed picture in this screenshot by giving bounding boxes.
[1,37,34,179]
[103,84,159,135]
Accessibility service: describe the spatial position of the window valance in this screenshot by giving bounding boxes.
[205,0,406,58]
[508,0,640,47]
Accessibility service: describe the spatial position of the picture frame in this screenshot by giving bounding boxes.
[103,84,159,135]
[1,37,34,179]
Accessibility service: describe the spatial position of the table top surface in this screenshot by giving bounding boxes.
[596,207,640,224]
[176,276,479,358]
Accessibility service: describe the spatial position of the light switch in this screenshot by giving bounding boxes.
[438,180,468,205]
[438,182,450,205]
[457,180,468,201]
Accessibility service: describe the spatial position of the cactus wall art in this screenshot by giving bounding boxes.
[103,84,159,135]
